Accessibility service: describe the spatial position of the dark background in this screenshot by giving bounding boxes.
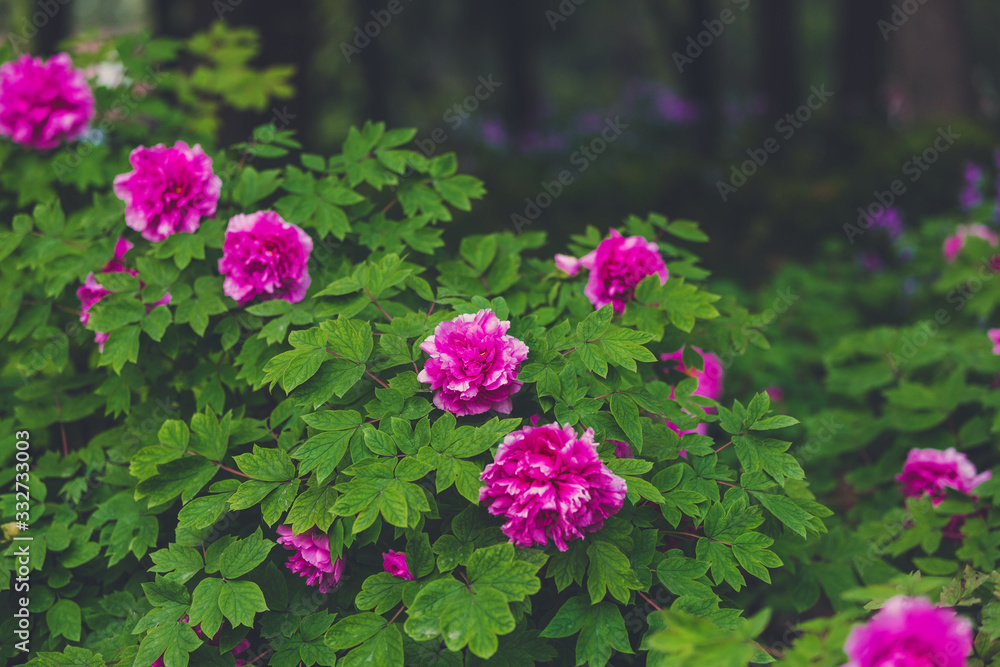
[5,0,1000,283]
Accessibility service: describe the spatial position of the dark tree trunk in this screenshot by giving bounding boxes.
[755,0,799,116]
[886,0,974,119]
[493,0,541,144]
[836,0,889,115]
[36,0,73,56]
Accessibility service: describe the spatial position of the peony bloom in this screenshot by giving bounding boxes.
[555,253,581,276]
[0,53,94,150]
[218,211,313,305]
[661,346,724,452]
[959,162,984,211]
[382,550,414,580]
[896,448,991,503]
[843,596,972,667]
[417,308,529,416]
[943,223,997,263]
[989,329,1000,355]
[77,238,170,352]
[610,440,634,459]
[275,526,344,593]
[765,386,785,403]
[661,346,724,402]
[479,422,627,551]
[113,141,222,242]
[559,229,668,313]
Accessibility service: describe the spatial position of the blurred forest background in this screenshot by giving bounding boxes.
[2,0,1000,284]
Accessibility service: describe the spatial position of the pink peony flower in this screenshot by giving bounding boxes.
[580,229,668,313]
[989,329,1000,355]
[661,346,724,402]
[610,440,634,459]
[479,422,627,551]
[843,596,972,667]
[765,386,785,402]
[896,447,991,503]
[0,53,94,150]
[218,211,313,305]
[275,526,344,593]
[382,550,414,580]
[943,223,998,263]
[77,238,170,352]
[113,141,222,242]
[554,253,581,276]
[417,308,529,416]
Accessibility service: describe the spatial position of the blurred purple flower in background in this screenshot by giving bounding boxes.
[959,161,984,210]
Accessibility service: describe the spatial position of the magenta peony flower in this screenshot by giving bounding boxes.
[896,447,991,503]
[77,238,170,352]
[661,346,724,402]
[989,329,1000,355]
[417,308,529,416]
[275,526,344,593]
[0,53,94,150]
[943,223,998,263]
[479,422,627,551]
[218,211,313,305]
[555,253,582,276]
[843,596,972,667]
[113,141,222,242]
[610,440,634,459]
[765,386,785,403]
[382,550,414,580]
[571,228,668,313]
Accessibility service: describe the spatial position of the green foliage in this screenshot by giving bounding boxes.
[11,23,968,667]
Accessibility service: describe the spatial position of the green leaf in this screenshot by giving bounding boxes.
[438,585,514,658]
[541,597,633,666]
[749,490,813,538]
[286,485,339,534]
[158,420,190,450]
[696,538,745,591]
[218,580,268,627]
[87,294,146,331]
[219,528,275,579]
[136,456,218,507]
[340,623,405,667]
[656,555,715,598]
[324,318,374,363]
[733,434,804,486]
[234,445,296,481]
[577,304,614,341]
[46,599,81,642]
[586,541,643,604]
[296,411,362,481]
[99,325,141,374]
[610,394,644,452]
[149,544,204,584]
[749,415,800,430]
[326,612,389,650]
[467,543,542,602]
[142,304,172,341]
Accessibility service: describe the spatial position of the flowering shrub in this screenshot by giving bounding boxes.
[4,25,1000,667]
